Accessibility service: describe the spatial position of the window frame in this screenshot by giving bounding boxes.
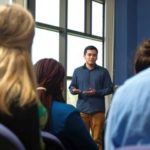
[27,0,105,101]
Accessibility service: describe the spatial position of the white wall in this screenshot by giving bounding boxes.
[104,0,115,112]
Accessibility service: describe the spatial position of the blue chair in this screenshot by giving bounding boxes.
[41,131,66,150]
[0,124,25,150]
[116,145,150,150]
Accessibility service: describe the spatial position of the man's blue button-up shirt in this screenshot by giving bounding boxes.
[69,64,113,114]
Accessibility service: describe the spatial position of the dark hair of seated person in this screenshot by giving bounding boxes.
[34,58,65,131]
[134,39,150,73]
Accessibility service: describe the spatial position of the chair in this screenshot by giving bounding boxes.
[41,131,66,150]
[116,145,150,150]
[0,124,25,150]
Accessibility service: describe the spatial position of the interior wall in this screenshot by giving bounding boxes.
[137,0,150,44]
[114,0,137,85]
[104,0,115,80]
[114,0,150,85]
[104,0,115,111]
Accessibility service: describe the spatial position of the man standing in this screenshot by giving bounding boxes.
[69,45,113,150]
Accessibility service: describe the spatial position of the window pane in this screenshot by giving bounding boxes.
[36,0,59,26]
[92,1,103,36]
[68,0,84,32]
[0,0,12,4]
[32,28,59,64]
[67,35,103,76]
[67,80,77,107]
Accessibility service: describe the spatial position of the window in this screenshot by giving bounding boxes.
[28,0,105,105]
[0,0,12,4]
[32,28,59,64]
[35,0,59,26]
[67,80,77,107]
[68,0,85,32]
[92,1,103,36]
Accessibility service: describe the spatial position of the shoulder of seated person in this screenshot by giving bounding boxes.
[52,101,78,115]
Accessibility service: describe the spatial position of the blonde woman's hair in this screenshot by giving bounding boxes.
[0,3,37,114]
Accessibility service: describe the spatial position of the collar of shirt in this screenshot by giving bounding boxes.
[82,63,99,70]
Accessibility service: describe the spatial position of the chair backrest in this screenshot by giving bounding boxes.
[41,131,66,150]
[116,145,150,150]
[0,124,25,150]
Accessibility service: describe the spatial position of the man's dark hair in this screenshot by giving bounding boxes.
[84,45,98,55]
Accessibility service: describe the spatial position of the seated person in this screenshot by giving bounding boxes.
[34,58,98,150]
[105,40,150,150]
[0,3,45,150]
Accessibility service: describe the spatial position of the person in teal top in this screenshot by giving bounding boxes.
[51,101,98,150]
[34,58,98,150]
